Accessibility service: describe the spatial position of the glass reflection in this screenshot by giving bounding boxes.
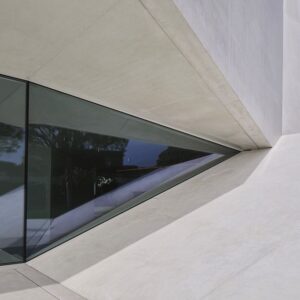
[0,76,236,264]
[27,124,218,255]
[0,76,26,264]
[26,84,236,257]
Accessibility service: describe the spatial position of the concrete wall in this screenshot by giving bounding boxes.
[0,0,271,150]
[283,0,300,134]
[174,0,283,145]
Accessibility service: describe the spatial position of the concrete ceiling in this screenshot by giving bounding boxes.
[0,0,269,150]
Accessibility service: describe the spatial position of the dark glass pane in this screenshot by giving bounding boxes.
[27,84,237,257]
[0,76,26,264]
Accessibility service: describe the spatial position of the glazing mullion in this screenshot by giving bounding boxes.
[23,81,30,262]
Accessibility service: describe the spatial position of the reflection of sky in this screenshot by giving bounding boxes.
[0,143,24,165]
[123,140,168,168]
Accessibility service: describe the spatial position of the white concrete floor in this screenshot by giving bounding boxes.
[0,264,84,300]
[1,134,300,299]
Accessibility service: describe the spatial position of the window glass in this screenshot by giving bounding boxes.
[26,84,236,257]
[0,76,26,264]
[0,76,237,264]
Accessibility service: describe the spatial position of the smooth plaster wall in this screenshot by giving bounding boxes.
[283,0,300,134]
[174,0,283,145]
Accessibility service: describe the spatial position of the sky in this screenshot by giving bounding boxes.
[123,140,168,168]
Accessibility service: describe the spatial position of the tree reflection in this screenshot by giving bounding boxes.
[29,125,128,152]
[0,122,24,154]
[28,125,129,216]
[28,124,211,218]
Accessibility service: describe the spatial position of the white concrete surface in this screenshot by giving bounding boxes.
[0,0,270,150]
[174,0,283,146]
[0,264,84,300]
[25,134,300,299]
[2,1,300,299]
[283,0,300,134]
